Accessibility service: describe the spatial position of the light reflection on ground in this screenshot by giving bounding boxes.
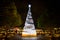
[22,37,37,40]
[0,34,60,40]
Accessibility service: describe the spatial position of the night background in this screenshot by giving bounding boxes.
[0,0,60,40]
[0,0,60,28]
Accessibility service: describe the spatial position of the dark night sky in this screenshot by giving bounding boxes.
[0,0,60,27]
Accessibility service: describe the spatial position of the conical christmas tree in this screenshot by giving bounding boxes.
[22,4,37,37]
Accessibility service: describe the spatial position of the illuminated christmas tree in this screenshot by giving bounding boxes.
[22,4,37,37]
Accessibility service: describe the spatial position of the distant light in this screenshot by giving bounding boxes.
[54,28,57,30]
[28,4,31,7]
